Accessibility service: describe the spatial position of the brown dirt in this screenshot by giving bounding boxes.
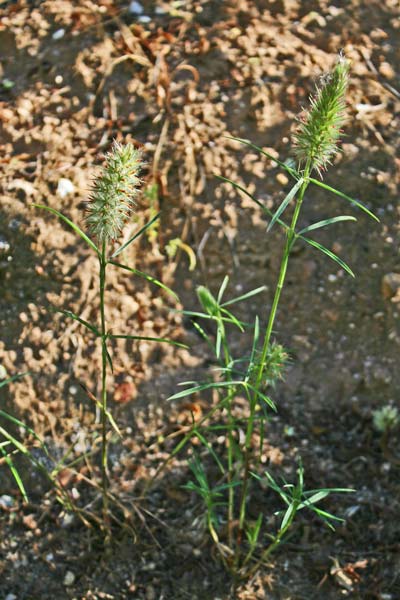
[1,1,400,598]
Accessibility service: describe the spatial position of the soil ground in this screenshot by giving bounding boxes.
[0,1,400,598]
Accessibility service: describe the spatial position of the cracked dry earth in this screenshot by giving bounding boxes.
[0,1,400,599]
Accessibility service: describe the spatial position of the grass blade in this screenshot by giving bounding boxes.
[308,178,379,222]
[33,204,100,256]
[298,215,356,235]
[267,177,304,232]
[301,235,355,277]
[110,212,161,258]
[109,261,178,301]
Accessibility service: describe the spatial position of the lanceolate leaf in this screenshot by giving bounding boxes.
[216,175,290,232]
[308,178,379,222]
[33,204,100,256]
[55,309,100,336]
[221,286,267,308]
[109,261,178,301]
[268,177,304,232]
[298,215,356,235]
[110,212,162,258]
[224,136,301,179]
[301,235,355,277]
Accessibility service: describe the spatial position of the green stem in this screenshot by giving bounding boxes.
[236,163,311,565]
[99,240,109,525]
[220,320,235,548]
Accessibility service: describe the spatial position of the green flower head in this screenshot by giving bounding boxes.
[293,55,349,175]
[86,141,144,243]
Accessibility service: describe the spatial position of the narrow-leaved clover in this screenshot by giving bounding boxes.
[162,55,379,580]
[35,141,182,528]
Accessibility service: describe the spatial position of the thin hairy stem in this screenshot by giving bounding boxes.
[99,240,109,525]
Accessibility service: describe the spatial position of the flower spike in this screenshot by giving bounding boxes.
[293,55,349,176]
[86,141,144,243]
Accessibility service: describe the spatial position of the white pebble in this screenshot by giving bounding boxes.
[57,178,75,198]
[63,571,75,586]
[52,29,65,40]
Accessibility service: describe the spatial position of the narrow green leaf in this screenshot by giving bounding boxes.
[217,275,229,303]
[0,426,30,456]
[267,177,304,232]
[220,307,245,331]
[308,178,380,222]
[54,309,100,336]
[216,175,290,232]
[168,380,244,401]
[109,261,179,301]
[301,236,355,277]
[0,410,44,446]
[0,372,29,389]
[224,137,301,179]
[280,502,296,531]
[298,490,329,509]
[304,487,355,496]
[109,333,187,349]
[298,215,356,235]
[105,409,122,438]
[246,383,276,411]
[110,212,162,258]
[195,431,225,474]
[221,286,267,308]
[33,204,100,255]
[0,445,28,502]
[103,341,114,374]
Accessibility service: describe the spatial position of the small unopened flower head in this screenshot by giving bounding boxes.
[293,55,349,175]
[86,141,144,243]
[250,343,289,390]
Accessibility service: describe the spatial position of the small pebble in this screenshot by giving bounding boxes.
[0,494,14,509]
[57,178,75,198]
[5,594,17,600]
[276,172,289,186]
[52,28,65,40]
[63,571,75,586]
[0,236,10,253]
[382,273,400,300]
[138,15,151,23]
[129,1,144,14]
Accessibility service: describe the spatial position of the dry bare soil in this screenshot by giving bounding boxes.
[1,1,400,598]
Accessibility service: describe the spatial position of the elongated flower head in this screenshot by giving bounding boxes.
[293,56,349,175]
[86,141,144,243]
